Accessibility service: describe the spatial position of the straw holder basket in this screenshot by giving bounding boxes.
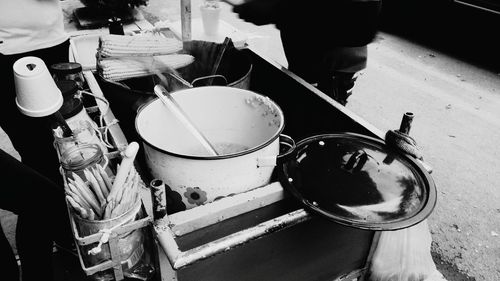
[68,197,153,281]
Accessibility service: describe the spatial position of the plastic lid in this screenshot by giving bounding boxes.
[51,62,83,75]
[279,133,436,231]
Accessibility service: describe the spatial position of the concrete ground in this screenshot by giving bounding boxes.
[1,1,499,281]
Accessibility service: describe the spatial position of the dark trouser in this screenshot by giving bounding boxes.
[281,38,368,105]
[0,40,70,186]
[0,148,71,281]
[276,0,380,105]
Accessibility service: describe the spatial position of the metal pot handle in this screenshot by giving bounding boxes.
[277,134,296,164]
[256,134,296,167]
[191,74,228,87]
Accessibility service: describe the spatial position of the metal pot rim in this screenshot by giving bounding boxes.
[135,86,285,160]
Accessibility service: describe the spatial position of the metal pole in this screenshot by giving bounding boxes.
[399,112,414,134]
[180,0,192,46]
[150,179,168,220]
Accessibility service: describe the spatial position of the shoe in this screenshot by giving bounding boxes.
[331,72,357,106]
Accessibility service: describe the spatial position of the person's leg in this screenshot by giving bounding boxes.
[16,216,55,281]
[0,226,20,281]
[280,32,321,84]
[0,148,71,281]
[317,71,357,106]
[280,33,366,106]
[318,46,368,105]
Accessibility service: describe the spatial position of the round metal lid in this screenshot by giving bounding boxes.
[51,62,82,74]
[279,133,436,230]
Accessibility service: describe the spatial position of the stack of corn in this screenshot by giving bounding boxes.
[97,34,194,82]
[65,165,142,220]
[98,55,194,82]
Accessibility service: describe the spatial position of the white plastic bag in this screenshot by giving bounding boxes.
[369,219,447,281]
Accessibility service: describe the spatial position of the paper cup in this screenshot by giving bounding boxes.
[200,5,221,36]
[13,56,63,117]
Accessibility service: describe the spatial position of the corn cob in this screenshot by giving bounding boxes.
[66,194,81,210]
[67,180,95,211]
[111,170,138,217]
[119,169,136,201]
[70,173,103,217]
[98,34,183,57]
[97,54,194,82]
[67,182,88,206]
[107,143,139,203]
[84,169,106,207]
[67,187,92,211]
[112,171,132,210]
[88,209,95,220]
[97,165,113,193]
[128,171,140,211]
[91,167,109,198]
[64,183,71,194]
[66,195,89,219]
[103,200,115,219]
[126,171,140,210]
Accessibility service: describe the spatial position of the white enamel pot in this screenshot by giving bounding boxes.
[135,86,293,209]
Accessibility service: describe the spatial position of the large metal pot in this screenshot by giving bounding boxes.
[135,86,291,209]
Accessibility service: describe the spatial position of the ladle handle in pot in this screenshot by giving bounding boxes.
[153,85,219,156]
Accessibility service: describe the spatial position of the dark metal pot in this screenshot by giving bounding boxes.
[166,40,252,90]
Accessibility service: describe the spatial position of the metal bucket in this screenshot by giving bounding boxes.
[165,40,252,90]
[73,200,144,268]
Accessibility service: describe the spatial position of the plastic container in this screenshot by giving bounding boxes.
[200,1,221,36]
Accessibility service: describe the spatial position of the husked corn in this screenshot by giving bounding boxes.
[98,34,183,57]
[98,54,194,82]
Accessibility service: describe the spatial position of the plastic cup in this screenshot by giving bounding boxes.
[13,56,63,117]
[200,4,221,36]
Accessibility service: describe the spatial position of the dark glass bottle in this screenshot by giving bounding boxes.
[109,17,125,35]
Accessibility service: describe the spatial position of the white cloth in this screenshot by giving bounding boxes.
[0,0,68,54]
[370,219,447,281]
